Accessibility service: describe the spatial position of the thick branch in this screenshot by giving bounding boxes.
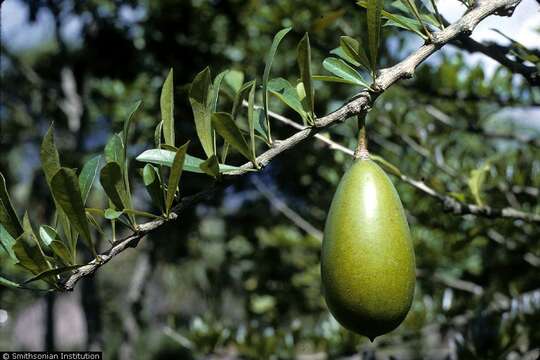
[454,36,539,86]
[60,0,524,291]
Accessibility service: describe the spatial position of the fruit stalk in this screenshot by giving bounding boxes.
[354,115,369,160]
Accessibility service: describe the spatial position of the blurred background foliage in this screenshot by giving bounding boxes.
[1,0,539,359]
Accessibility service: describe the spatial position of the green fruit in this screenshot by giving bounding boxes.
[321,158,415,341]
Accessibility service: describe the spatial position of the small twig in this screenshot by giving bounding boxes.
[264,106,540,224]
[251,177,323,241]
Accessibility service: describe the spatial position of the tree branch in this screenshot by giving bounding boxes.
[59,0,524,291]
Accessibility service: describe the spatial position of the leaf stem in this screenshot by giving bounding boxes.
[354,115,370,160]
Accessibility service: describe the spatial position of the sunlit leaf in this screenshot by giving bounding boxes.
[400,0,430,36]
[189,67,214,158]
[143,164,165,212]
[51,168,95,255]
[468,163,491,207]
[39,225,57,246]
[166,141,189,214]
[99,162,130,213]
[13,233,49,275]
[340,36,371,72]
[263,27,292,142]
[104,134,125,166]
[78,155,101,205]
[123,208,162,220]
[358,1,426,38]
[136,149,246,174]
[0,224,17,261]
[161,69,175,146]
[367,0,383,72]
[200,155,221,178]
[232,81,254,120]
[40,124,61,185]
[123,100,143,161]
[154,121,163,148]
[212,112,254,164]
[322,58,371,87]
[247,80,257,163]
[209,70,229,113]
[297,33,314,120]
[50,240,73,266]
[224,69,245,95]
[330,47,361,67]
[312,75,363,85]
[104,208,124,220]
[267,78,308,121]
[0,275,23,289]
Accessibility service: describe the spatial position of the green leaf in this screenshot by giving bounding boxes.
[51,168,95,255]
[161,69,175,146]
[50,240,73,266]
[0,224,17,261]
[340,36,371,72]
[357,1,426,38]
[247,80,257,163]
[367,0,383,72]
[297,33,314,119]
[122,208,162,220]
[468,163,491,207]
[13,233,49,275]
[0,275,23,289]
[40,124,61,185]
[383,13,424,36]
[224,69,245,95]
[104,134,125,166]
[123,100,143,165]
[99,162,131,212]
[322,58,371,87]
[0,172,23,238]
[263,27,292,142]
[143,164,165,212]
[154,121,163,148]
[267,78,307,120]
[86,212,104,236]
[254,109,270,144]
[189,67,214,158]
[209,70,229,113]
[400,0,430,36]
[104,208,124,220]
[166,141,189,214]
[312,75,363,85]
[212,113,254,164]
[330,47,361,67]
[23,265,83,285]
[200,155,221,178]
[39,128,73,249]
[79,155,101,205]
[39,225,57,246]
[136,149,246,174]
[232,81,254,120]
